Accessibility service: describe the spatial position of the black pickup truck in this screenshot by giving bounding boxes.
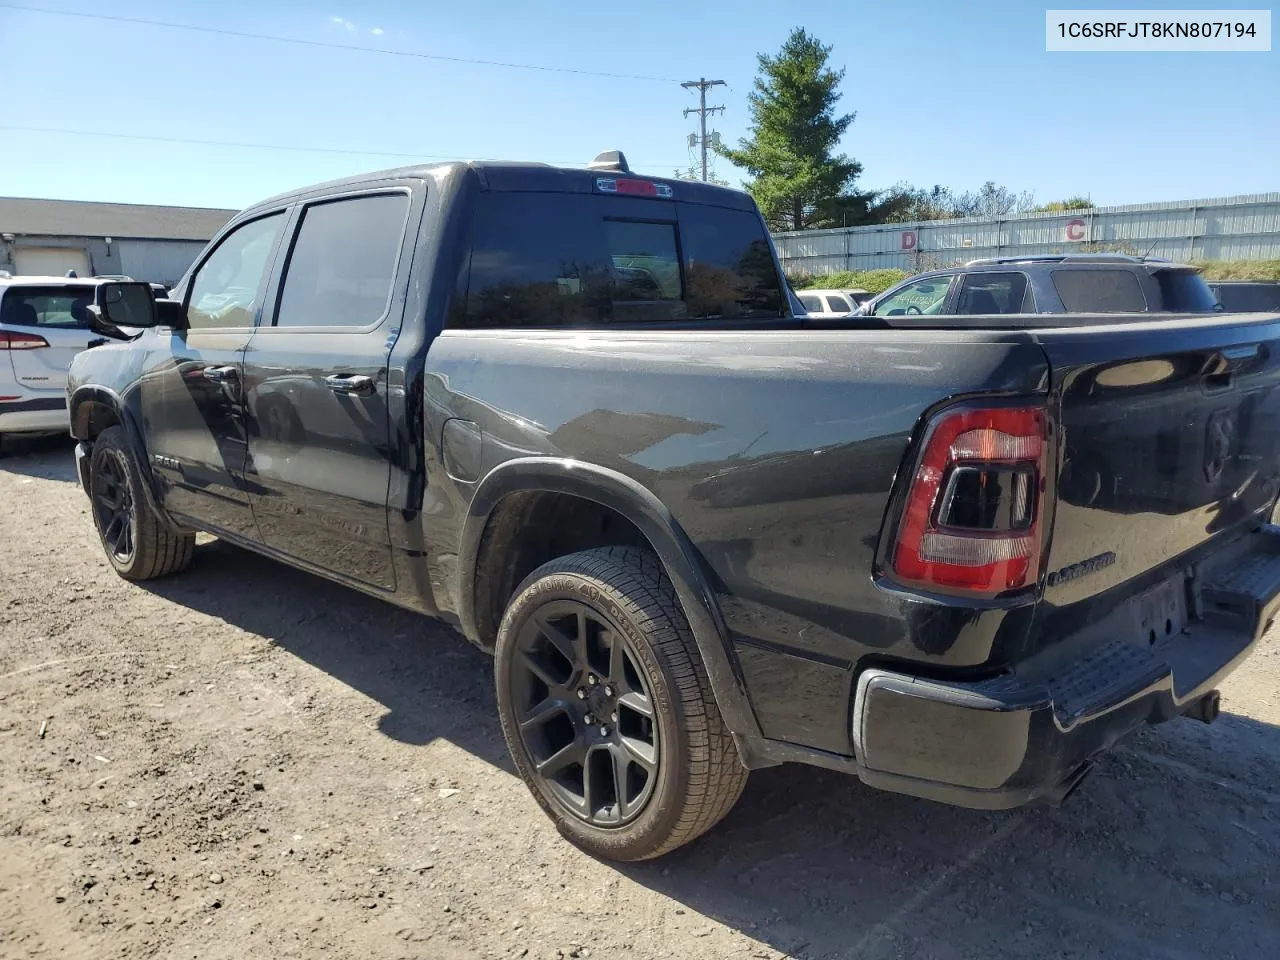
[67,153,1280,861]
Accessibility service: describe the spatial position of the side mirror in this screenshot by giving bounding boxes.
[88,281,186,336]
[155,298,188,328]
[90,281,159,331]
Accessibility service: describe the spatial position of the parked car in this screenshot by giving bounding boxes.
[857,254,1222,318]
[68,154,1280,861]
[1208,280,1280,313]
[0,275,129,451]
[797,288,859,318]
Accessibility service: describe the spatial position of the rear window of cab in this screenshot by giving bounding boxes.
[455,192,785,328]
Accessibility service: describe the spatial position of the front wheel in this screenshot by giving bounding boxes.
[495,546,747,860]
[89,426,195,581]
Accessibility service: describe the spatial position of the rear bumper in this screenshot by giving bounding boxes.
[852,526,1280,809]
[0,396,68,434]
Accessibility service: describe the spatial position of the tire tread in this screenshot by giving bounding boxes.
[498,546,747,859]
[90,427,195,581]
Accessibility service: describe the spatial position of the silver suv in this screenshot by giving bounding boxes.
[859,254,1221,318]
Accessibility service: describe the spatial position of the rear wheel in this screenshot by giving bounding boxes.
[495,546,747,860]
[89,426,195,581]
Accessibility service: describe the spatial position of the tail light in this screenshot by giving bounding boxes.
[595,177,674,198]
[890,404,1048,596]
[0,331,50,350]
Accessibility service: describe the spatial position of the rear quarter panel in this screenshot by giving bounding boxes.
[425,329,1052,693]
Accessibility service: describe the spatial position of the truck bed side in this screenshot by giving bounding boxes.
[423,328,1050,755]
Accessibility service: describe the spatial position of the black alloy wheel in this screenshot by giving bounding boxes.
[495,547,748,860]
[508,599,660,827]
[92,449,135,563]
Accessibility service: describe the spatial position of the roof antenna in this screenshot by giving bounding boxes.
[65,269,78,278]
[587,150,630,173]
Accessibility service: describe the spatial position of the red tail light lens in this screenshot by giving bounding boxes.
[0,330,50,350]
[595,177,674,198]
[891,405,1048,596]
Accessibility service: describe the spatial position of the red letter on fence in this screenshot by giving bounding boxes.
[1066,218,1086,242]
[901,231,917,250]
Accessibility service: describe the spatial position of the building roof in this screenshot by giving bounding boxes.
[0,196,237,242]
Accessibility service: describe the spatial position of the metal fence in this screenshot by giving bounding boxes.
[773,193,1280,275]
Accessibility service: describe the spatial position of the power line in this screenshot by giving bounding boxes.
[0,125,686,170]
[681,79,726,182]
[0,3,682,83]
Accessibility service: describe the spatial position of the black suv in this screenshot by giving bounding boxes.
[859,254,1221,318]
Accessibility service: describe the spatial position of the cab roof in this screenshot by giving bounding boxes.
[242,159,755,216]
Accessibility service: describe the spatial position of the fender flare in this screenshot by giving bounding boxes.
[459,457,762,743]
[68,384,183,532]
[69,383,145,451]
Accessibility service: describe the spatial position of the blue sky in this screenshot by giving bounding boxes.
[0,1,1275,211]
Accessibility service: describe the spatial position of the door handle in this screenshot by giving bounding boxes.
[325,374,376,397]
[202,365,239,383]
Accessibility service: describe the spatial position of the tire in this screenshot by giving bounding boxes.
[495,546,748,860]
[88,426,195,581]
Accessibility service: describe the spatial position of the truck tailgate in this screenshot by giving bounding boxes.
[1030,311,1280,652]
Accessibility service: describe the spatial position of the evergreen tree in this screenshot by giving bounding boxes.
[720,29,868,231]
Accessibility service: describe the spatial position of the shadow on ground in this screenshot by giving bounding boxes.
[139,540,1280,959]
[0,434,77,482]
[140,540,512,769]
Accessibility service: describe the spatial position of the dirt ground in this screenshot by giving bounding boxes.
[1,436,1279,960]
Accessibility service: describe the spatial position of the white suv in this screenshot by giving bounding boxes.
[0,277,106,448]
[796,288,870,319]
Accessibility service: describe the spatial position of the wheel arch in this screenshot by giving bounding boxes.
[69,384,184,533]
[459,457,762,743]
[69,385,128,442]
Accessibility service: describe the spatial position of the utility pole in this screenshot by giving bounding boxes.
[681,78,726,182]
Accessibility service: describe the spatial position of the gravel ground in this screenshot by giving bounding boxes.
[2,436,1279,960]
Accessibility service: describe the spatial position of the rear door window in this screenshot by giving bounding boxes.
[955,272,1029,314]
[0,287,93,328]
[1051,269,1146,312]
[798,294,823,313]
[825,294,854,314]
[459,192,784,328]
[275,193,410,328]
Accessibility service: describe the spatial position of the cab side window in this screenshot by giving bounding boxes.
[275,193,411,328]
[186,213,286,330]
